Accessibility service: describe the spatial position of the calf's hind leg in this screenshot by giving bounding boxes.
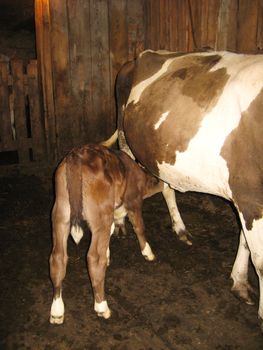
[86,214,112,319]
[49,199,70,324]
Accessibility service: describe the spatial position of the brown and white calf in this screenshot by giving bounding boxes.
[49,143,163,324]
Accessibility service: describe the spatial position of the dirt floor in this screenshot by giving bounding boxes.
[0,173,263,350]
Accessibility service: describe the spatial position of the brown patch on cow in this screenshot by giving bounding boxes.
[221,88,263,230]
[125,53,229,176]
[133,50,188,86]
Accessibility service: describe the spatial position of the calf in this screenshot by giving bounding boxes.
[49,144,163,324]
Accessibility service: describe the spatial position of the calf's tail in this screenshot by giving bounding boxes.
[66,154,84,244]
[100,129,118,147]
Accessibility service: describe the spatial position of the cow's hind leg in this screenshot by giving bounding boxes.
[86,215,112,319]
[49,200,70,324]
[240,217,263,331]
[231,229,255,305]
[128,207,155,261]
[162,184,192,245]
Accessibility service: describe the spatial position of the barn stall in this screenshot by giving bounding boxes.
[1,0,263,348]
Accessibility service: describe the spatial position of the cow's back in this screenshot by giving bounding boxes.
[124,50,263,200]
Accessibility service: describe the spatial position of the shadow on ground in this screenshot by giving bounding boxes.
[0,174,262,349]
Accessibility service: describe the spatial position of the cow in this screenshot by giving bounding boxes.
[115,60,193,246]
[118,49,263,330]
[49,143,164,324]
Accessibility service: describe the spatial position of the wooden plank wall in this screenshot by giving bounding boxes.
[145,0,263,53]
[0,59,46,166]
[35,0,145,159]
[35,0,263,161]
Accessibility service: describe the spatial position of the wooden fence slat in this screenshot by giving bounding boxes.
[11,60,30,163]
[27,60,46,161]
[0,62,14,150]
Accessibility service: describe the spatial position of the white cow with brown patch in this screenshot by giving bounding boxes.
[121,50,263,330]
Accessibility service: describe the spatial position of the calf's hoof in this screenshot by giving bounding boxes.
[95,300,111,319]
[49,314,64,325]
[50,296,65,324]
[142,242,155,261]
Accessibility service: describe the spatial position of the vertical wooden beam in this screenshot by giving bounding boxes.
[0,62,14,150]
[49,0,72,157]
[169,0,178,51]
[127,0,145,59]
[109,0,128,132]
[35,0,57,162]
[216,0,238,51]
[67,0,92,146]
[237,0,258,52]
[27,60,46,161]
[201,0,221,49]
[11,60,29,163]
[176,0,189,51]
[188,0,202,50]
[90,0,111,142]
[257,0,263,50]
[149,0,160,50]
[159,0,170,50]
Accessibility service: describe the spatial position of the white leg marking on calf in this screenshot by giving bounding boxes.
[107,223,115,266]
[94,300,111,319]
[142,242,155,261]
[110,222,115,235]
[70,225,83,245]
[107,247,110,267]
[50,294,65,324]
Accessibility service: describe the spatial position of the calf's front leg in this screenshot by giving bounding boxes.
[128,207,155,261]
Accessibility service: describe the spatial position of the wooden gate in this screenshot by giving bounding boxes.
[0,59,47,171]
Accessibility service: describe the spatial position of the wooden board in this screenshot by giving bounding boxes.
[90,0,111,142]
[35,0,57,161]
[11,60,30,163]
[0,62,14,151]
[108,0,128,132]
[237,0,259,52]
[49,0,72,157]
[27,60,46,161]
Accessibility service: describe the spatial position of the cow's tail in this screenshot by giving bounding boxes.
[66,153,84,244]
[116,61,135,160]
[100,129,118,147]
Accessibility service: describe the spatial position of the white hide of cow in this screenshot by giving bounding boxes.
[124,50,263,330]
